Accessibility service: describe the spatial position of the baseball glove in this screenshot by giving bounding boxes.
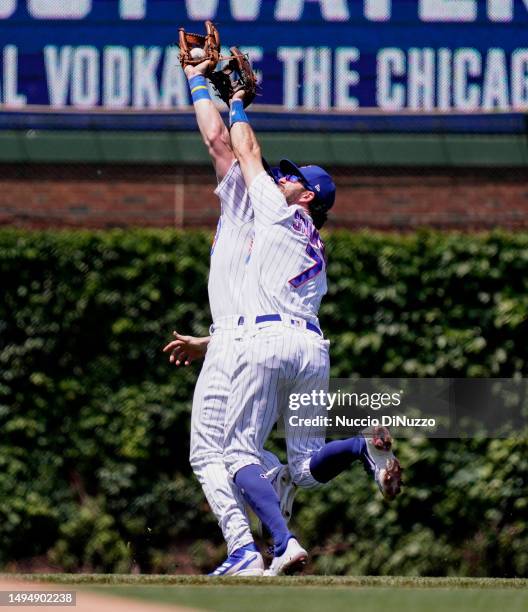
[178,20,220,71]
[209,47,258,108]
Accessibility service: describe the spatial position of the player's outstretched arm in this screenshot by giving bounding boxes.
[162,331,210,366]
[228,91,265,188]
[185,61,234,180]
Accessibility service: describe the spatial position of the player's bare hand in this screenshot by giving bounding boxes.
[231,89,246,103]
[162,331,210,366]
[184,60,213,79]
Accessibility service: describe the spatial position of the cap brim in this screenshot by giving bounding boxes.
[263,157,283,184]
[279,159,310,186]
[261,156,273,175]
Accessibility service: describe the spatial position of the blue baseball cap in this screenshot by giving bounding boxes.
[262,157,283,184]
[279,159,336,212]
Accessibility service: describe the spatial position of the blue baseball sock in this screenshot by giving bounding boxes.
[309,436,366,483]
[234,464,292,556]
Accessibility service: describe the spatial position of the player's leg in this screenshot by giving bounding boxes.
[284,336,402,500]
[260,449,296,526]
[190,331,264,575]
[288,427,402,500]
[224,328,308,574]
[223,330,301,549]
[309,426,402,499]
[283,334,330,489]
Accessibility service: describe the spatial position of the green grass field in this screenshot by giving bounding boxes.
[9,575,528,612]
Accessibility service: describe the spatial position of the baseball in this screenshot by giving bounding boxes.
[190,47,206,60]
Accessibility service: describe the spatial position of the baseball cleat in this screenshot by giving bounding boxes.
[209,543,264,576]
[264,537,307,576]
[369,425,393,451]
[362,426,402,500]
[255,465,297,537]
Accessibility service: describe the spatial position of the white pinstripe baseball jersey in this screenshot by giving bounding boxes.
[242,170,327,322]
[208,161,254,322]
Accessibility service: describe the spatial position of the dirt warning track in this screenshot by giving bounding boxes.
[0,578,201,612]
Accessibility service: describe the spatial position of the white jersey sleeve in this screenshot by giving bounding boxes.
[248,170,290,226]
[215,161,253,226]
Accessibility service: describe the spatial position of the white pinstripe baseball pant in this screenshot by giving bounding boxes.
[189,318,282,554]
[223,321,330,487]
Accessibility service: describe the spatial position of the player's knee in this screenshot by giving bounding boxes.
[289,465,304,486]
[222,447,253,478]
[222,448,235,473]
[260,449,282,472]
[289,461,321,489]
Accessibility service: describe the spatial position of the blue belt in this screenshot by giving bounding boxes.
[238,314,322,336]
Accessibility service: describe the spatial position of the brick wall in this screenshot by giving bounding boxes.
[1,164,527,230]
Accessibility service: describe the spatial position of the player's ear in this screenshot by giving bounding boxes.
[300,190,315,204]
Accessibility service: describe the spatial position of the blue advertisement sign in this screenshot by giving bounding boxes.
[0,1,527,118]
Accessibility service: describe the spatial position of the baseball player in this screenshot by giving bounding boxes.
[221,88,402,575]
[162,56,291,577]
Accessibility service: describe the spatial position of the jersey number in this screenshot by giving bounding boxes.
[289,245,324,288]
